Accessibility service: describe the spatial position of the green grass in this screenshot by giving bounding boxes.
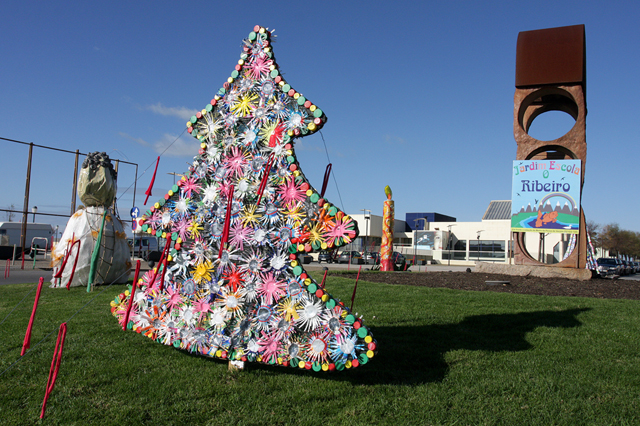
[1,274,640,425]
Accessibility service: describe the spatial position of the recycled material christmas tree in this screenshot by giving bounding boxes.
[111,26,377,371]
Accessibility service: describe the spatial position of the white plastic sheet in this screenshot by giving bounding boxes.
[50,206,131,288]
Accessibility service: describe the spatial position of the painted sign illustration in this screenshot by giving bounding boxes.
[415,231,436,250]
[511,160,581,233]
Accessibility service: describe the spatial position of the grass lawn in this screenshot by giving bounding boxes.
[1,273,639,425]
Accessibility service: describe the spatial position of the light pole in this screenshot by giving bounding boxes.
[167,172,182,185]
[32,206,38,223]
[413,218,427,266]
[447,224,456,266]
[476,230,484,262]
[360,209,371,256]
[55,225,59,243]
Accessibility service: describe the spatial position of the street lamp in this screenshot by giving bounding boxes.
[447,224,456,266]
[167,172,183,185]
[476,230,484,262]
[412,218,428,266]
[360,209,371,256]
[32,206,38,223]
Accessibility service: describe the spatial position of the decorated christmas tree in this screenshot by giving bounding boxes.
[111,26,377,371]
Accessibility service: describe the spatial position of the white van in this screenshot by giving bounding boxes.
[127,236,160,258]
[0,222,54,259]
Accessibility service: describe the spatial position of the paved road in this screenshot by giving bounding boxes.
[1,259,54,286]
[3,258,638,285]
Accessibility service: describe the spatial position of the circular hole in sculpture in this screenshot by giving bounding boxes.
[518,88,579,142]
[520,231,576,265]
[526,110,577,142]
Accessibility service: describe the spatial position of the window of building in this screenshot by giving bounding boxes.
[469,240,506,259]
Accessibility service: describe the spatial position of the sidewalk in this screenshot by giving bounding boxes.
[1,257,475,286]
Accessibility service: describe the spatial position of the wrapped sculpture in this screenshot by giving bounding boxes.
[51,152,131,288]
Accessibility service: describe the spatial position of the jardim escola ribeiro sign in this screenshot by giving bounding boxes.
[511,160,581,234]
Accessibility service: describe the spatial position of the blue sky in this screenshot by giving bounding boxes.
[1,0,639,234]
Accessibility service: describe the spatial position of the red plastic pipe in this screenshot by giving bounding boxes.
[123,260,141,330]
[21,277,44,356]
[40,322,67,419]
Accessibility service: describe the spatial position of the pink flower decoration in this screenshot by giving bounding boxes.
[229,220,254,251]
[277,178,306,205]
[257,271,286,305]
[165,286,183,311]
[193,298,212,321]
[257,330,281,363]
[178,176,202,199]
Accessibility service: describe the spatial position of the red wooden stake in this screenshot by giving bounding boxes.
[123,260,141,330]
[4,259,9,278]
[350,265,362,311]
[54,239,81,290]
[320,269,328,288]
[21,277,44,356]
[144,156,161,205]
[148,242,171,292]
[158,242,171,291]
[40,322,67,419]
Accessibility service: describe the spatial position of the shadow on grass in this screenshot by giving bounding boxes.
[250,307,590,386]
[358,307,591,385]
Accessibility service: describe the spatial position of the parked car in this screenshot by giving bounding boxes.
[338,251,363,264]
[596,258,621,278]
[619,260,629,275]
[128,236,165,267]
[362,252,378,264]
[392,251,406,264]
[318,250,333,264]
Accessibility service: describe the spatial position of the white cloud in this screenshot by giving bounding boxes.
[146,103,198,121]
[119,132,150,147]
[293,139,323,153]
[384,134,406,145]
[153,133,200,158]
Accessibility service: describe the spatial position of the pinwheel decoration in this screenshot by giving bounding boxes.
[111,26,377,372]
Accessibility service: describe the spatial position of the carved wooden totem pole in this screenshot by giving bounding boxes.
[513,24,587,269]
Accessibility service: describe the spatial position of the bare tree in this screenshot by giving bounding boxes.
[586,220,600,247]
[3,204,16,222]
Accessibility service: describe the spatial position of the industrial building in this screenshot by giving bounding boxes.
[346,201,577,266]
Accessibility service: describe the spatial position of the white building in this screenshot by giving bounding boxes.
[346,201,579,266]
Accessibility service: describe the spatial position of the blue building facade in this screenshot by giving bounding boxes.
[405,212,457,231]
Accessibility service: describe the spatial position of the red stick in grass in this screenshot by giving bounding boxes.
[123,260,141,331]
[320,269,328,288]
[144,156,161,205]
[53,239,81,290]
[158,243,171,292]
[21,277,44,356]
[153,241,172,292]
[350,265,362,311]
[40,322,67,419]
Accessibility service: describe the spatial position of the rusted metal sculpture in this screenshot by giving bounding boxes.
[513,24,587,269]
